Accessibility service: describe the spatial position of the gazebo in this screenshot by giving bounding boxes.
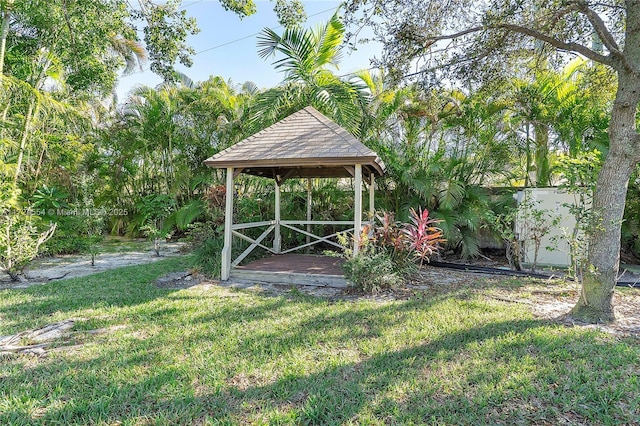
[204,106,384,285]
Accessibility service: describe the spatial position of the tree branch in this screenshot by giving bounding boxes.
[62,0,76,47]
[398,26,483,60]
[500,23,614,67]
[547,5,581,28]
[570,0,620,53]
[406,18,618,71]
[426,26,485,43]
[590,2,626,11]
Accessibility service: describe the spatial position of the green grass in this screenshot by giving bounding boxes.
[1,258,638,425]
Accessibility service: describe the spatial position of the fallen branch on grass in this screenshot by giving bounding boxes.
[45,272,70,281]
[0,319,75,355]
[486,295,533,305]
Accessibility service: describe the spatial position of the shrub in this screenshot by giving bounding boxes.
[27,186,87,256]
[135,194,177,255]
[342,208,444,293]
[187,221,226,278]
[1,207,56,281]
[42,215,93,255]
[342,248,405,293]
[31,185,69,211]
[192,233,225,278]
[42,212,106,258]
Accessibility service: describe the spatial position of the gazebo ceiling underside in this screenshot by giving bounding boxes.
[204,106,385,180]
[221,162,381,180]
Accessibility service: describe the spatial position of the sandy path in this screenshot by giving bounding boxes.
[1,242,184,289]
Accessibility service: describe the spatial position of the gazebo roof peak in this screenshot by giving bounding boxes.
[204,106,384,179]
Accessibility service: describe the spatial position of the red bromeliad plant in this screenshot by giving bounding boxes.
[374,212,406,254]
[342,208,444,293]
[344,208,444,268]
[403,207,445,267]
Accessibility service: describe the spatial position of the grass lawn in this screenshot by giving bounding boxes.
[1,257,638,425]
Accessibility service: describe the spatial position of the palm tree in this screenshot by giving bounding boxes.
[253,12,370,135]
[185,76,256,148]
[509,60,587,187]
[354,73,511,258]
[98,77,257,211]
[551,61,612,158]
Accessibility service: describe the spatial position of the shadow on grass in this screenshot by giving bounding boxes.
[212,319,548,424]
[185,288,506,359]
[2,315,637,425]
[0,256,193,334]
[213,319,638,424]
[1,263,638,424]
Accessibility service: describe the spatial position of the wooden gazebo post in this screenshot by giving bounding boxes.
[222,167,234,281]
[274,180,281,253]
[306,179,312,251]
[369,174,375,218]
[353,164,363,256]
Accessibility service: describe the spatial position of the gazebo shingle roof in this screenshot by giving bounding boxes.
[204,106,384,180]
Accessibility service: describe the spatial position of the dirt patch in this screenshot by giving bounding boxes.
[154,271,204,289]
[211,265,640,339]
[528,285,640,337]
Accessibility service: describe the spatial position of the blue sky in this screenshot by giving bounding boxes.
[116,0,381,100]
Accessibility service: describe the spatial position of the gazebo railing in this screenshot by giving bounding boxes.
[229,219,370,268]
[279,220,354,253]
[231,222,276,267]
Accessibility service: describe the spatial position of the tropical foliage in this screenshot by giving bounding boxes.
[1,2,635,323]
[0,10,620,262]
[344,0,639,323]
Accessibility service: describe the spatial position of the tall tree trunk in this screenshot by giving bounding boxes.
[14,99,34,186]
[533,122,550,187]
[0,99,9,148]
[0,0,13,76]
[32,144,46,191]
[570,71,640,323]
[525,122,532,187]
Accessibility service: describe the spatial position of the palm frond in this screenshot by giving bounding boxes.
[250,83,306,131]
[432,208,462,246]
[438,179,465,210]
[257,27,283,59]
[257,26,315,79]
[109,34,147,75]
[174,199,205,230]
[241,81,259,96]
[313,12,344,69]
[459,229,481,258]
